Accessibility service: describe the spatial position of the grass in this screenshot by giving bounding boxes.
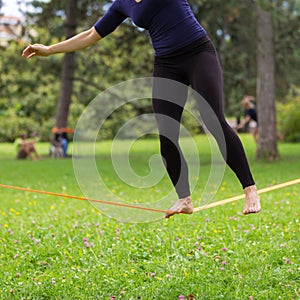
[0,134,299,299]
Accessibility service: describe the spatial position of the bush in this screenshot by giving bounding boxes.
[0,116,40,142]
[277,86,300,143]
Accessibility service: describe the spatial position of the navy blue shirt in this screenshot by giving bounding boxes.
[94,0,206,56]
[245,108,258,123]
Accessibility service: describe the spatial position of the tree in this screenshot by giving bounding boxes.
[255,1,279,160]
[1,0,300,142]
[190,0,300,115]
[190,0,258,114]
[55,0,77,128]
[27,0,108,129]
[273,0,300,96]
[0,36,62,141]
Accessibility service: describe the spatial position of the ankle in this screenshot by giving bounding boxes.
[244,185,257,194]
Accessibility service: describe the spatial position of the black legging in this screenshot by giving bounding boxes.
[152,35,255,198]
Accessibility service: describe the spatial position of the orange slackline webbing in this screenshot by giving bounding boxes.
[0,178,300,214]
[0,183,166,214]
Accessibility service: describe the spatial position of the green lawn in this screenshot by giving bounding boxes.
[0,135,299,299]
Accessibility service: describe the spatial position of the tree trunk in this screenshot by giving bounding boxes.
[256,4,279,160]
[55,0,78,128]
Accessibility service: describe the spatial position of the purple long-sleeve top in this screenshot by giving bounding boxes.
[94,0,206,56]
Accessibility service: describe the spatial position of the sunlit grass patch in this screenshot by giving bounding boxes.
[0,135,299,299]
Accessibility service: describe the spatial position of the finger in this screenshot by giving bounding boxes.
[22,51,31,58]
[23,44,32,53]
[22,46,33,58]
[27,52,36,59]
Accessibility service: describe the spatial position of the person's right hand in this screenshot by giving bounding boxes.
[22,44,51,59]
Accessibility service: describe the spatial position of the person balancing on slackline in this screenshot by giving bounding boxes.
[22,0,261,218]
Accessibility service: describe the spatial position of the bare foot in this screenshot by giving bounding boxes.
[165,196,194,218]
[243,185,261,214]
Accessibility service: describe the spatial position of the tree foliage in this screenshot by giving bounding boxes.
[0,0,300,143]
[277,86,300,143]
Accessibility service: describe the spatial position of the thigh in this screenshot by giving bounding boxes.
[152,60,189,136]
[17,149,27,159]
[188,44,225,121]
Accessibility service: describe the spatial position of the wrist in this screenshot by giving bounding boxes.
[47,45,55,55]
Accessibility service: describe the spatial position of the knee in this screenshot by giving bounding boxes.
[204,117,231,135]
[159,135,179,156]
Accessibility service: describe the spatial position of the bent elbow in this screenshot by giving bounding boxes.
[89,27,102,44]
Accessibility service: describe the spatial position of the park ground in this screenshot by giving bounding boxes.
[0,134,299,299]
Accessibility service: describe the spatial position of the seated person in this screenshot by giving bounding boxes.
[14,133,41,160]
[49,139,64,158]
[52,127,73,157]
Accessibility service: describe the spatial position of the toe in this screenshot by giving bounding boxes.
[243,204,261,215]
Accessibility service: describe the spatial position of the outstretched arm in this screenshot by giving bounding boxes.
[237,115,251,129]
[22,27,102,59]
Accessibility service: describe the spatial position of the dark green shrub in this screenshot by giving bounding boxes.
[0,116,40,142]
[277,86,300,143]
